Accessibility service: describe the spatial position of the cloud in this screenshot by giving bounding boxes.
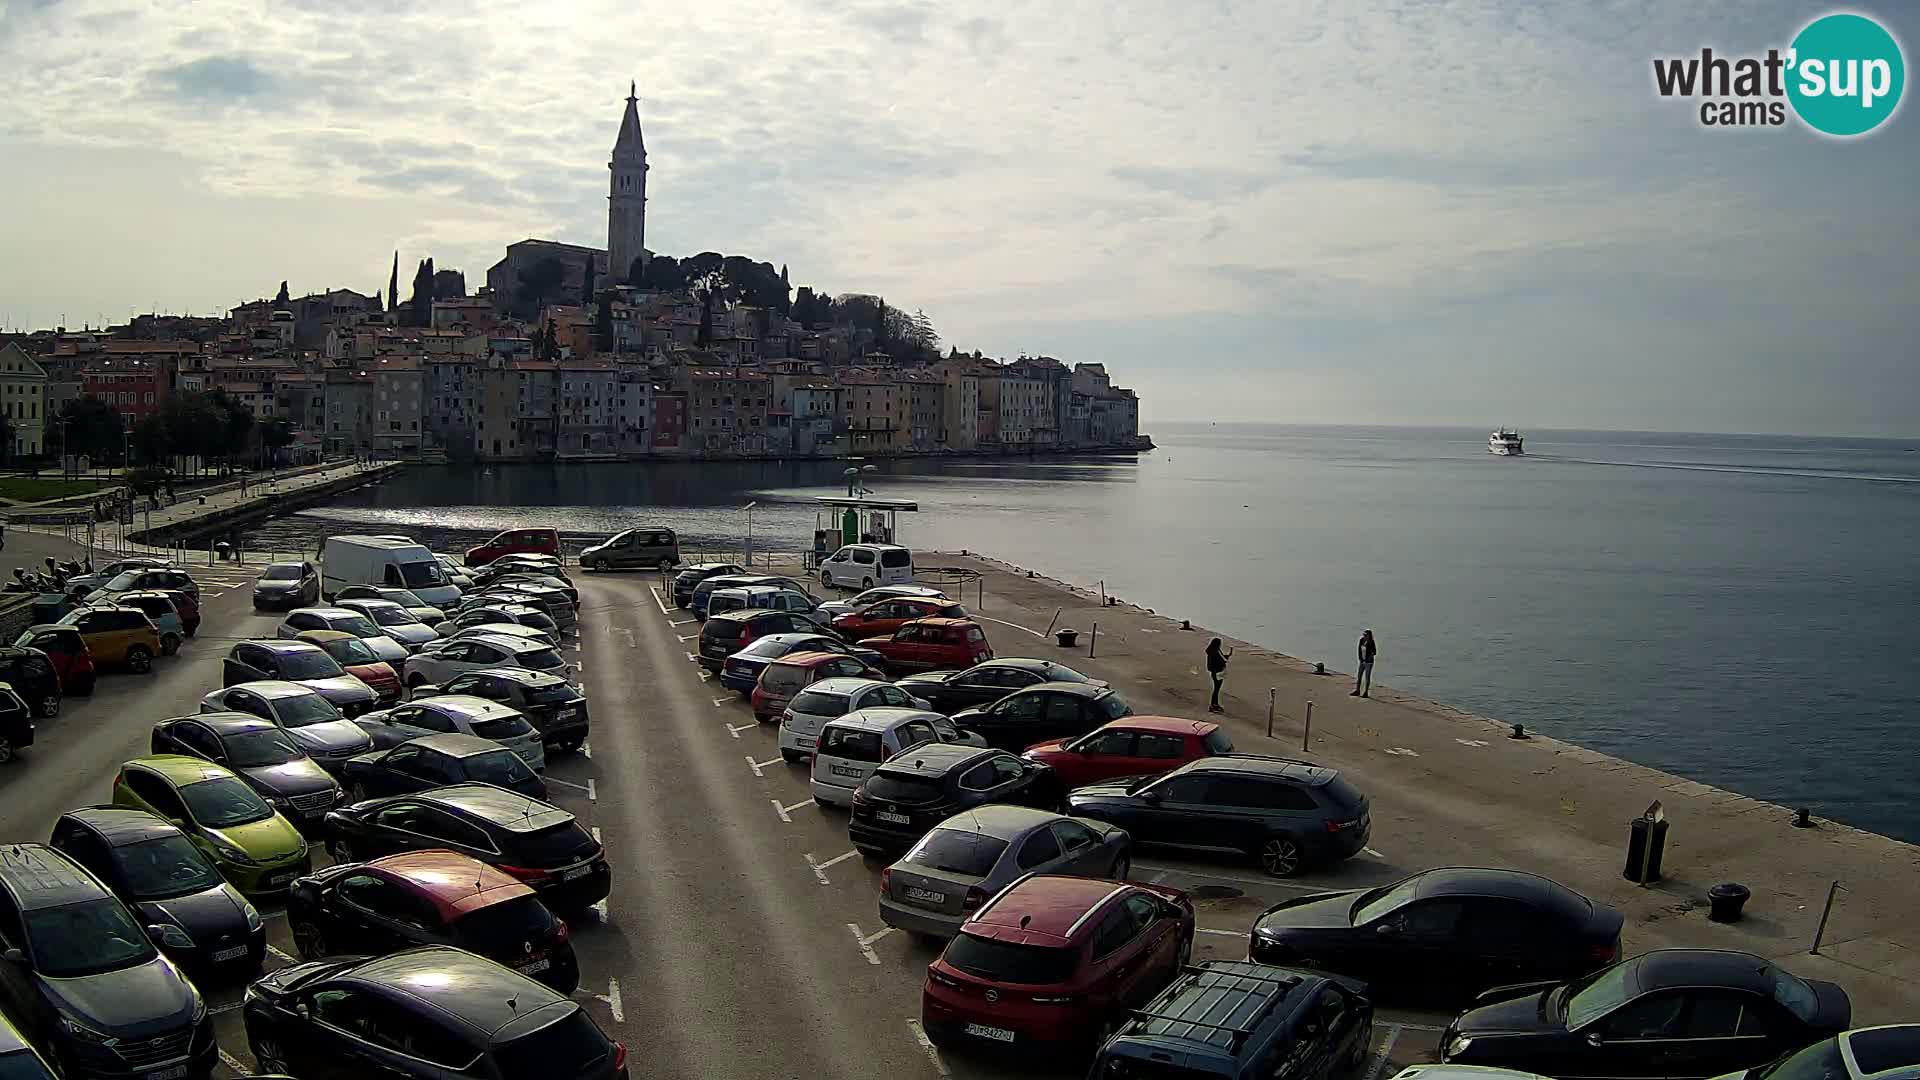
[150,55,281,103]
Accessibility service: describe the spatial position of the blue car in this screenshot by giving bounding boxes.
[718,633,880,694]
[93,591,187,655]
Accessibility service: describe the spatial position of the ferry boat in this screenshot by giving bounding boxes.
[1488,428,1524,455]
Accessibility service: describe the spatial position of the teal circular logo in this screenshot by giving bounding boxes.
[1787,13,1905,136]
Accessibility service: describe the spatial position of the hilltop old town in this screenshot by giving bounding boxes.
[0,85,1144,468]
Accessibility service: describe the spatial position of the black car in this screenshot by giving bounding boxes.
[1068,755,1370,878]
[673,562,747,607]
[1440,949,1852,1079]
[950,681,1134,750]
[445,603,561,637]
[698,610,836,672]
[717,633,889,693]
[324,784,610,913]
[343,733,548,800]
[288,851,578,993]
[151,713,344,831]
[896,658,1101,715]
[243,946,626,1080]
[462,588,575,631]
[0,686,31,766]
[0,647,64,719]
[485,582,576,628]
[1092,961,1374,1080]
[412,667,589,752]
[849,744,1063,859]
[487,572,578,606]
[48,807,266,980]
[252,561,321,612]
[1251,867,1625,1003]
[0,844,217,1080]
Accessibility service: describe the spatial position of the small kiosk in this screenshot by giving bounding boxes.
[811,495,919,564]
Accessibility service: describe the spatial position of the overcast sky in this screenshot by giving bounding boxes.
[0,0,1914,436]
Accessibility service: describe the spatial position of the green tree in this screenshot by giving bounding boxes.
[260,417,295,465]
[641,255,682,291]
[388,251,400,311]
[515,257,567,318]
[130,413,172,464]
[690,270,725,349]
[56,397,126,463]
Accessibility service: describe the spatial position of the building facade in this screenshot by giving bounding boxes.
[0,343,49,457]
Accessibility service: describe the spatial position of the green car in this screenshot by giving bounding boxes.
[112,754,310,896]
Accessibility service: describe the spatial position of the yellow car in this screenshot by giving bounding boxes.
[112,755,310,895]
[57,605,163,672]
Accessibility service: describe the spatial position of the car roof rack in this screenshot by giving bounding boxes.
[1125,965,1303,1050]
[1210,753,1322,768]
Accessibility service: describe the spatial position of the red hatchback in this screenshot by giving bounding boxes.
[1022,716,1233,788]
[12,624,96,696]
[922,875,1194,1055]
[860,617,992,675]
[830,597,967,640]
[465,527,562,567]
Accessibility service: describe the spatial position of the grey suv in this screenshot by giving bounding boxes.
[1066,755,1371,877]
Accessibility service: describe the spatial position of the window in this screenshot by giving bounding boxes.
[1052,819,1100,852]
[1154,774,1213,803]
[1602,992,1688,1039]
[1133,733,1184,759]
[896,720,938,749]
[906,829,1008,876]
[411,809,492,851]
[1682,992,1771,1038]
[1015,828,1061,869]
[1091,909,1135,959]
[1392,899,1464,939]
[1122,893,1160,934]
[1044,694,1085,726]
[992,692,1046,722]
[125,770,189,821]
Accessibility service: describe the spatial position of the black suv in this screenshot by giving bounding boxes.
[0,843,217,1080]
[1091,961,1372,1080]
[0,648,63,719]
[672,563,746,607]
[1067,755,1370,878]
[343,733,547,801]
[848,744,1063,859]
[950,681,1135,750]
[323,784,610,913]
[697,610,834,672]
[413,667,589,753]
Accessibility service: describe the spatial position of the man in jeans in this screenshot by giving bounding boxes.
[1351,629,1377,698]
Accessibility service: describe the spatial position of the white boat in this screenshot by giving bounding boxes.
[1488,428,1524,455]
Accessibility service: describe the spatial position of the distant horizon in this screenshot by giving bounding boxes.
[1139,419,1920,443]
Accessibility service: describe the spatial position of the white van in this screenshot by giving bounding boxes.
[809,708,980,807]
[323,536,461,608]
[818,543,914,590]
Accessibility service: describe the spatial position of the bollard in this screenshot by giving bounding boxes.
[1266,689,1276,738]
[1809,880,1842,953]
[1302,700,1314,752]
[1087,622,1098,659]
[1180,619,1190,631]
[978,576,984,611]
[1044,608,1061,638]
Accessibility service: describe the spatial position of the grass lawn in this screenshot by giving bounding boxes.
[0,475,110,503]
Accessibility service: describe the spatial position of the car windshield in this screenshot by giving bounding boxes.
[398,560,446,588]
[224,728,306,767]
[273,692,343,727]
[907,829,1009,876]
[261,565,303,581]
[1096,693,1134,721]
[181,776,275,828]
[1770,969,1820,1022]
[1751,1039,1846,1080]
[1566,962,1638,1029]
[493,1011,610,1077]
[526,683,579,705]
[1203,729,1236,754]
[1045,664,1089,683]
[1321,775,1368,814]
[740,638,795,658]
[1352,876,1423,924]
[465,749,535,786]
[321,637,381,665]
[364,606,417,627]
[468,713,533,739]
[115,834,225,900]
[517,648,562,670]
[453,894,555,951]
[943,933,1078,984]
[23,897,158,978]
[331,614,383,637]
[792,690,850,717]
[385,589,427,607]
[103,571,141,590]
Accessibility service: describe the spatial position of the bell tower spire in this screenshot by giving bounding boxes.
[609,80,649,284]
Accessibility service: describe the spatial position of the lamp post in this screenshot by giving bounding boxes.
[742,500,758,567]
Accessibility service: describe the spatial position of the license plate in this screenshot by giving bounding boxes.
[964,1023,1015,1043]
[876,811,911,825]
[562,865,591,882]
[557,707,577,719]
[797,736,815,749]
[145,1066,189,1080]
[518,958,550,975]
[904,886,945,904]
[262,871,294,887]
[829,763,864,778]
[213,945,250,961]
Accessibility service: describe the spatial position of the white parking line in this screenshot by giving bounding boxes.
[806,850,860,885]
[546,776,592,793]
[1195,927,1243,938]
[685,651,699,663]
[906,1019,952,1077]
[725,723,756,740]
[679,634,698,643]
[580,742,592,759]
[1365,847,1386,859]
[669,618,695,628]
[745,754,784,777]
[972,613,1045,638]
[219,1048,248,1074]
[711,696,733,707]
[650,588,668,615]
[579,979,626,1022]
[847,922,895,965]
[1364,1023,1402,1080]
[267,944,297,964]
[586,778,595,802]
[696,669,711,681]
[771,797,814,823]
[210,1000,247,1015]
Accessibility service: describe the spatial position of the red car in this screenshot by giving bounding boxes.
[12,624,96,696]
[465,526,562,567]
[160,588,201,637]
[1021,716,1234,788]
[922,874,1194,1053]
[297,630,404,703]
[829,597,968,640]
[860,617,992,674]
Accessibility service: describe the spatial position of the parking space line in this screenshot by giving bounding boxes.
[685,651,699,663]
[906,1019,952,1077]
[1365,1023,1402,1080]
[219,1048,248,1075]
[679,634,698,643]
[267,943,297,964]
[712,696,733,707]
[806,850,860,885]
[696,669,711,681]
[546,776,592,793]
[772,797,814,823]
[746,754,785,777]
[725,723,756,740]
[650,588,668,615]
[1195,927,1243,938]
[580,742,592,759]
[210,1000,247,1015]
[972,613,1045,638]
[847,922,894,964]
[668,618,695,627]
[1366,847,1386,858]
[579,978,626,1022]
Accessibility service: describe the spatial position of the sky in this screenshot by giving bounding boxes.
[0,0,1915,437]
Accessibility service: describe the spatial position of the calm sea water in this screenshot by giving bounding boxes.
[241,425,1920,841]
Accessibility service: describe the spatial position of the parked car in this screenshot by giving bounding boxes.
[1069,755,1371,878]
[752,652,883,718]
[62,554,169,595]
[0,1010,56,1080]
[343,733,547,800]
[112,755,311,896]
[353,695,546,771]
[276,605,388,643]
[1023,716,1231,787]
[448,621,561,651]
[860,617,993,674]
[433,553,474,590]
[697,609,835,672]
[1092,961,1375,1080]
[222,640,380,716]
[252,561,321,611]
[0,685,33,765]
[819,542,915,589]
[672,562,747,606]
[481,571,578,608]
[689,574,812,619]
[952,682,1135,750]
[831,596,969,640]
[323,784,610,913]
[706,585,817,621]
[720,633,887,695]
[439,603,560,639]
[810,708,984,804]
[321,535,460,608]
[151,713,344,830]
[334,585,445,626]
[0,646,66,718]
[402,633,569,689]
[11,625,95,697]
[159,587,201,637]
[878,805,1130,939]
[288,851,579,992]
[815,583,950,621]
[784,678,940,765]
[850,744,1062,858]
[896,657,1100,714]
[410,667,588,753]
[48,806,266,979]
[242,946,626,1080]
[1251,867,1624,1003]
[921,873,1194,1054]
[579,526,680,571]
[465,526,563,566]
[484,551,569,577]
[483,581,577,629]
[0,843,217,1080]
[335,598,439,648]
[57,605,161,672]
[296,629,403,703]
[1713,1026,1920,1080]
[85,564,199,604]
[1439,950,1852,1079]
[102,590,188,655]
[199,683,375,775]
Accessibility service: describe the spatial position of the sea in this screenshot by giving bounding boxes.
[236,424,1920,843]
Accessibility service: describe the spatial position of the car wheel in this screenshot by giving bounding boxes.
[1348,1019,1372,1072]
[126,646,153,673]
[1176,934,1191,970]
[1110,854,1130,880]
[0,736,13,765]
[861,577,874,589]
[252,1038,291,1076]
[292,921,327,959]
[161,634,181,656]
[39,692,59,719]
[406,672,427,688]
[1258,835,1304,877]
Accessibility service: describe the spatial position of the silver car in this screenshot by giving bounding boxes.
[335,598,439,648]
[449,622,560,650]
[877,805,1131,939]
[352,695,546,771]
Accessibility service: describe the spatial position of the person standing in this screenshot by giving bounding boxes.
[1205,638,1233,713]
[1351,629,1377,698]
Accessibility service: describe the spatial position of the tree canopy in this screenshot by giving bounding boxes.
[53,397,126,462]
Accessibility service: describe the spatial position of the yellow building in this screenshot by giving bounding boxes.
[0,342,50,458]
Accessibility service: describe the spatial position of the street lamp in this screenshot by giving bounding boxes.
[743,500,758,567]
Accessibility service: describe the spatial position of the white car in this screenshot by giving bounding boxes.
[335,598,439,648]
[808,708,979,807]
[779,677,934,762]
[815,585,950,622]
[449,622,560,650]
[818,543,914,590]
[276,607,410,663]
[402,633,569,688]
[352,695,546,772]
[200,682,374,771]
